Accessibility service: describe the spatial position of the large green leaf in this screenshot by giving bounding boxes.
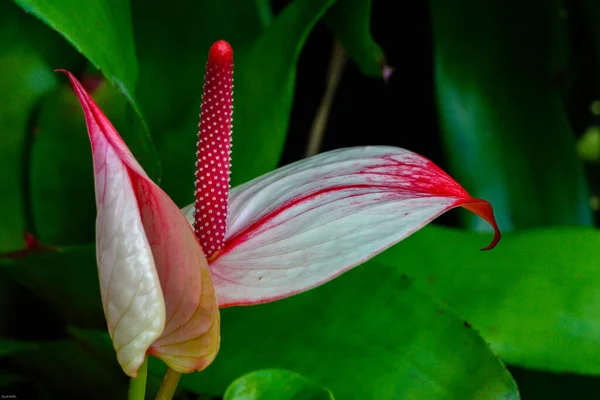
[375,225,600,374]
[0,2,58,252]
[150,267,517,399]
[224,369,334,400]
[1,248,519,398]
[15,0,161,180]
[324,0,385,77]
[431,0,592,231]
[5,225,600,376]
[133,0,337,207]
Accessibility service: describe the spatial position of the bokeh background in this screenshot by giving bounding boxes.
[2,0,600,398]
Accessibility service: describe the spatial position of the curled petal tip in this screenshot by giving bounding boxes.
[209,40,233,64]
[461,200,501,251]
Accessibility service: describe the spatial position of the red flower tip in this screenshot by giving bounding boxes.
[208,40,233,65]
[461,200,501,251]
[194,40,234,259]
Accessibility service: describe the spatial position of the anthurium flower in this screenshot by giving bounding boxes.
[60,40,499,378]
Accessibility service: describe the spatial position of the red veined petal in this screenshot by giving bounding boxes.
[183,146,500,307]
[60,70,220,375]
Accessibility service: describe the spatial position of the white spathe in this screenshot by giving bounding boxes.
[183,146,498,307]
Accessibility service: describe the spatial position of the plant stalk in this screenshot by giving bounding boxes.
[128,356,148,400]
[155,367,182,400]
[304,40,347,158]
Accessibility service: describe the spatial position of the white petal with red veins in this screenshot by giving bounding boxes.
[62,71,220,376]
[65,72,166,376]
[93,135,165,376]
[183,146,499,307]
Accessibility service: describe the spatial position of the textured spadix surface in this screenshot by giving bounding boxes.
[61,71,219,377]
[194,40,233,259]
[183,146,500,307]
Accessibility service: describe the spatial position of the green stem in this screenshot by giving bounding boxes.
[155,367,182,400]
[305,40,346,158]
[128,356,148,400]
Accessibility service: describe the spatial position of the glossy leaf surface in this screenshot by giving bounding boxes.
[376,226,600,374]
[158,267,518,399]
[224,369,334,400]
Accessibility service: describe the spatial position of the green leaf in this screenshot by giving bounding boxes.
[431,0,592,231]
[132,0,263,207]
[133,0,337,207]
[15,0,161,180]
[375,225,600,375]
[150,268,517,399]
[7,225,600,378]
[224,369,334,400]
[0,2,58,251]
[324,0,385,77]
[132,0,263,135]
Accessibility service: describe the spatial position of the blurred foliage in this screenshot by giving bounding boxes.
[324,0,384,77]
[1,0,600,398]
[432,0,592,232]
[15,0,162,180]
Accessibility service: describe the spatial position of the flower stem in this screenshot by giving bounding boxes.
[128,356,148,400]
[155,367,182,400]
[305,40,346,158]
